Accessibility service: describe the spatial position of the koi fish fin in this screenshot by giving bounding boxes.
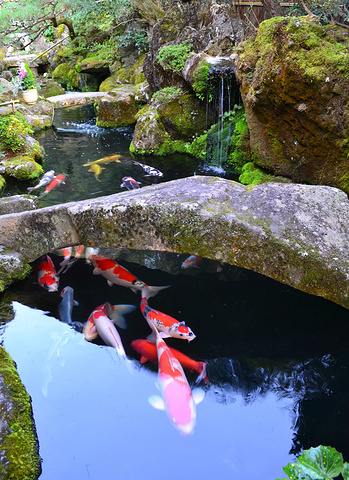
[140,355,149,364]
[107,280,114,287]
[146,332,157,343]
[93,267,102,275]
[192,389,205,405]
[108,304,136,329]
[196,362,210,385]
[130,287,140,294]
[73,300,79,307]
[148,395,165,411]
[144,285,171,299]
[159,332,170,339]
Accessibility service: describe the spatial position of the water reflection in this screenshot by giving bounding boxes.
[1,251,349,479]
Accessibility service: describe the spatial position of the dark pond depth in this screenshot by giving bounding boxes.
[0,106,348,480]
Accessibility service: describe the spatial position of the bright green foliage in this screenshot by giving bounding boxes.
[286,0,349,25]
[0,114,33,152]
[157,42,192,72]
[227,106,249,173]
[239,162,275,185]
[118,29,150,54]
[21,63,37,90]
[192,61,211,101]
[152,87,183,103]
[278,446,349,480]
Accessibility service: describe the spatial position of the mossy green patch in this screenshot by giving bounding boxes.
[239,162,276,185]
[0,346,41,480]
[1,157,44,180]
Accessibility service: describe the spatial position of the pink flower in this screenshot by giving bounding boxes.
[18,63,27,79]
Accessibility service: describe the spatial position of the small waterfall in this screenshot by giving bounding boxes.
[205,60,241,170]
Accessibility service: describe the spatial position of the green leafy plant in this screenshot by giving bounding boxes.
[157,42,192,73]
[0,114,33,152]
[118,29,149,54]
[12,63,38,94]
[278,446,349,480]
[192,61,211,101]
[152,86,183,103]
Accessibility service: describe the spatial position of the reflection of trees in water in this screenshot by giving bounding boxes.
[206,354,349,457]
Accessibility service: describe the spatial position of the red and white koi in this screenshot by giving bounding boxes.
[130,339,209,385]
[120,176,141,190]
[141,286,195,342]
[87,253,170,297]
[27,170,55,193]
[146,320,204,436]
[40,174,65,196]
[57,245,85,275]
[37,254,59,292]
[181,254,202,269]
[83,303,135,364]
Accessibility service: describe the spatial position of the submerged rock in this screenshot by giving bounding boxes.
[235,16,349,194]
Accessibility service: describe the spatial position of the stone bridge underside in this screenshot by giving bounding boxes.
[0,176,348,309]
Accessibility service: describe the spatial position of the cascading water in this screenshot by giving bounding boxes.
[205,61,241,170]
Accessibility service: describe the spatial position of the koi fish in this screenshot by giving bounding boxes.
[141,286,195,342]
[130,339,209,385]
[181,255,202,269]
[83,302,136,342]
[27,170,55,192]
[120,176,141,190]
[83,303,135,369]
[57,245,84,275]
[146,318,204,436]
[88,253,170,297]
[133,161,163,177]
[83,154,121,166]
[40,174,65,196]
[37,254,59,292]
[88,163,104,181]
[58,286,79,325]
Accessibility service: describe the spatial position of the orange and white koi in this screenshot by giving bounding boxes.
[37,254,59,292]
[146,319,204,436]
[57,245,85,275]
[120,176,141,190]
[87,253,170,297]
[141,286,195,342]
[181,254,202,269]
[83,302,135,362]
[83,302,135,341]
[130,339,209,384]
[40,174,65,196]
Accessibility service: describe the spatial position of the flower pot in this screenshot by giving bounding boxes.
[22,89,38,104]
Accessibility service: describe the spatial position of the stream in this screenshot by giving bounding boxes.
[1,105,348,480]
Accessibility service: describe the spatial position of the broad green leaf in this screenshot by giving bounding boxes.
[342,462,349,480]
[297,446,343,479]
[283,462,314,480]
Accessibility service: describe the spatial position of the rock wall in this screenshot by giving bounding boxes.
[0,176,348,310]
[235,16,349,194]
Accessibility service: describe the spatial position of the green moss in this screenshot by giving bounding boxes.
[239,162,276,185]
[187,133,207,159]
[2,158,44,180]
[192,61,211,100]
[157,42,192,72]
[0,346,41,480]
[227,109,250,173]
[0,173,5,191]
[52,63,70,83]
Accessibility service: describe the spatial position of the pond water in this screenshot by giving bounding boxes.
[1,106,349,480]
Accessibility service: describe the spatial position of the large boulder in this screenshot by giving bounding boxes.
[235,16,349,194]
[96,85,144,127]
[130,92,207,155]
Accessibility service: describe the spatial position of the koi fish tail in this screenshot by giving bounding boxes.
[196,362,210,385]
[107,304,136,329]
[143,285,171,299]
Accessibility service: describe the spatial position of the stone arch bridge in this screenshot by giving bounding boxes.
[0,176,348,310]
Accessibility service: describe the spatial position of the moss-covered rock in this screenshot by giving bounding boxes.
[96,86,140,127]
[0,156,43,180]
[38,79,65,98]
[0,345,41,480]
[235,16,349,194]
[130,93,206,156]
[52,63,79,90]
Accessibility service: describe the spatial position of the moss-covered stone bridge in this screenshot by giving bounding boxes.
[0,176,348,309]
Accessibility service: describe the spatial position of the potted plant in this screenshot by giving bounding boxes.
[12,63,39,104]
